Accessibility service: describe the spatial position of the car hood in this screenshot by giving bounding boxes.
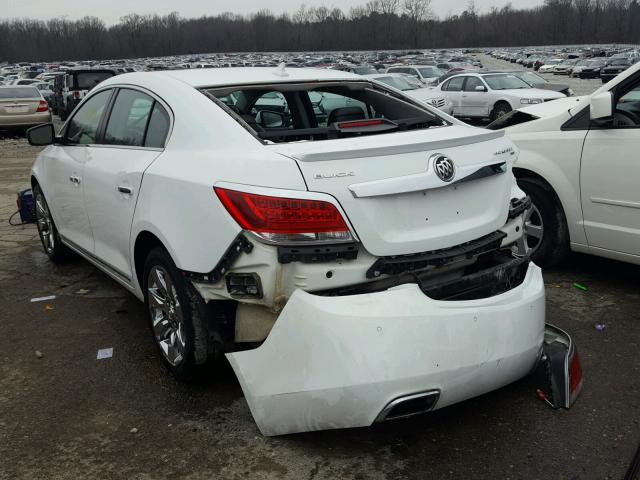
[518,95,587,118]
[404,88,443,101]
[499,88,565,99]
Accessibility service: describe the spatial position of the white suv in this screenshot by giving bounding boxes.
[27,67,574,436]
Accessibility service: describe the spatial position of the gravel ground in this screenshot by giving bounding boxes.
[1,74,639,479]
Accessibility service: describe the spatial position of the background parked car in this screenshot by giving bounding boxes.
[364,73,453,114]
[386,65,445,86]
[499,70,573,96]
[52,68,116,120]
[0,86,51,130]
[600,55,640,83]
[577,58,608,79]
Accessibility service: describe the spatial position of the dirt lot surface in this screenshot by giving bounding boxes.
[1,70,639,479]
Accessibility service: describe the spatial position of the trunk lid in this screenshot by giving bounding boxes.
[0,97,41,116]
[270,125,517,256]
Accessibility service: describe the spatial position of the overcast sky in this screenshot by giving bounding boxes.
[4,0,541,23]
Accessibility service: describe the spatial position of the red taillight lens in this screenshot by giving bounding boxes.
[337,119,385,129]
[36,100,48,112]
[72,91,80,98]
[568,348,583,404]
[214,187,352,243]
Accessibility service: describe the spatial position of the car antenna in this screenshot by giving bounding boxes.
[273,62,289,78]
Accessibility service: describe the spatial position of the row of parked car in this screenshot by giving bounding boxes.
[493,47,640,83]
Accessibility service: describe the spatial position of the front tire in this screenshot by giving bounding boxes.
[143,247,214,381]
[516,178,569,268]
[490,101,512,121]
[33,184,68,263]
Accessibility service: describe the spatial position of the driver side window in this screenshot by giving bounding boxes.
[65,89,112,145]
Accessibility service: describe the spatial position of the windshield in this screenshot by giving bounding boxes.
[373,76,416,91]
[352,66,378,75]
[515,72,546,85]
[483,74,531,90]
[418,67,444,78]
[0,87,39,99]
[609,58,629,65]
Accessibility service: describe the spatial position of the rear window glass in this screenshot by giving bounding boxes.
[205,81,447,143]
[73,72,114,90]
[0,87,39,99]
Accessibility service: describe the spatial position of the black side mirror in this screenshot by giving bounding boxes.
[256,110,285,128]
[27,123,54,146]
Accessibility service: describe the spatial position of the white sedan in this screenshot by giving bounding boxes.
[26,66,577,436]
[436,72,565,121]
[492,62,640,267]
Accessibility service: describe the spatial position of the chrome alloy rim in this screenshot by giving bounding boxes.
[35,194,55,254]
[147,266,186,366]
[514,204,544,256]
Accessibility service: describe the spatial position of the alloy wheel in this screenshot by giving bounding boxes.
[147,266,186,366]
[35,193,55,254]
[513,204,544,256]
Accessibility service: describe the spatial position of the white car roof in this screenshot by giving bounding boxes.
[102,67,364,89]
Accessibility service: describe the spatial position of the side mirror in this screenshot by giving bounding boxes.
[27,123,54,146]
[256,110,285,128]
[475,85,487,92]
[590,91,613,120]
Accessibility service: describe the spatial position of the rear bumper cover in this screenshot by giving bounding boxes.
[226,262,545,436]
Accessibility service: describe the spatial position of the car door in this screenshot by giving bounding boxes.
[81,87,171,281]
[580,79,640,257]
[460,76,490,117]
[441,76,465,115]
[42,88,113,253]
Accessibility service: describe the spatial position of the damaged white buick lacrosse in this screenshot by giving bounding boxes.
[27,66,580,436]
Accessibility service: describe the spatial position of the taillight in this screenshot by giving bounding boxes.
[568,347,583,405]
[72,91,80,98]
[36,100,48,112]
[337,119,385,129]
[214,187,353,244]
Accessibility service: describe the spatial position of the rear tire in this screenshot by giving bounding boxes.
[143,247,216,381]
[33,184,69,263]
[517,178,569,268]
[490,101,512,121]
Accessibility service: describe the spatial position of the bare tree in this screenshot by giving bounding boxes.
[404,0,432,47]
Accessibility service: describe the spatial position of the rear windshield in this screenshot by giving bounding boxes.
[204,81,447,143]
[73,72,114,90]
[0,87,39,99]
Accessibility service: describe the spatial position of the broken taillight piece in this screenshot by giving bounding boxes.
[214,187,353,244]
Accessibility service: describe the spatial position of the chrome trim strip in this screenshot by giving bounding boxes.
[591,197,640,209]
[60,235,132,282]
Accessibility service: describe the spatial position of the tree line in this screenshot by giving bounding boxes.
[1,0,639,63]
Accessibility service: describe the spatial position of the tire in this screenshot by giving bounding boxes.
[143,246,216,381]
[59,105,68,121]
[516,178,569,268]
[33,184,69,263]
[490,101,512,121]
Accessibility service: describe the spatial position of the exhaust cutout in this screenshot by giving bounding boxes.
[375,390,440,423]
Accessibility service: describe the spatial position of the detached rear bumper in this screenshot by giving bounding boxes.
[227,262,545,436]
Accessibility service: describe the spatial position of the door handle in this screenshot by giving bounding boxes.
[69,175,81,184]
[117,186,133,195]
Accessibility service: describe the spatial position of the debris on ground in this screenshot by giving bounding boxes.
[130,427,138,434]
[44,305,54,311]
[96,348,114,360]
[30,295,56,303]
[35,350,43,359]
[573,282,588,292]
[75,288,90,295]
[595,323,606,331]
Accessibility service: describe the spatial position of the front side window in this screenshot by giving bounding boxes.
[445,77,465,92]
[104,89,155,146]
[65,89,112,145]
[464,77,484,91]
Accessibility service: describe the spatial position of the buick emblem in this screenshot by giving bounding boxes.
[432,154,455,182]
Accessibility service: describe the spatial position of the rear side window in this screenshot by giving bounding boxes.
[145,103,171,148]
[66,89,112,145]
[104,89,154,147]
[73,72,114,90]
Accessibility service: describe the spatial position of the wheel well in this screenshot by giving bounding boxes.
[513,167,568,220]
[31,176,39,190]
[134,231,164,290]
[493,100,511,111]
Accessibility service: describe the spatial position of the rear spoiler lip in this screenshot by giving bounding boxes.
[277,129,505,162]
